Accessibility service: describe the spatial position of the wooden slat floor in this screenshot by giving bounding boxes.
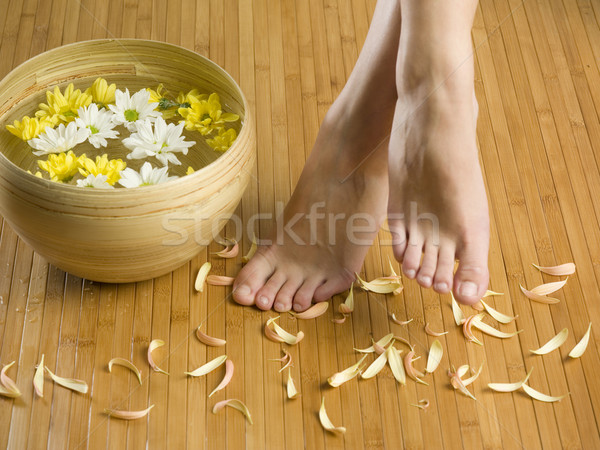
[1,0,600,448]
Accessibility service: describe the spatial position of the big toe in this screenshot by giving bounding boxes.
[453,239,489,305]
[233,254,273,306]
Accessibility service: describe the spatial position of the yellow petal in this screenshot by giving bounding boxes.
[319,397,346,434]
[194,262,211,292]
[530,278,569,295]
[530,328,568,355]
[519,285,560,304]
[185,355,227,377]
[338,285,354,314]
[213,239,239,258]
[212,398,253,424]
[286,369,300,399]
[108,357,143,385]
[461,362,484,386]
[569,322,592,358]
[425,323,448,337]
[0,361,21,397]
[488,367,533,392]
[104,405,154,420]
[450,373,476,400]
[354,333,394,353]
[33,354,44,397]
[386,345,405,384]
[471,316,522,339]
[483,290,504,297]
[289,302,329,319]
[452,293,466,326]
[426,339,443,374]
[390,313,413,326]
[209,360,234,397]
[532,262,576,276]
[147,339,169,375]
[206,275,235,286]
[521,383,566,402]
[196,326,227,346]
[241,235,257,263]
[480,300,517,324]
[265,316,304,345]
[328,355,368,387]
[360,351,388,379]
[356,273,402,294]
[45,367,88,394]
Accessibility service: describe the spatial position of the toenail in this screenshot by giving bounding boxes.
[258,295,269,306]
[235,285,250,296]
[420,276,432,286]
[274,302,283,311]
[459,282,477,297]
[405,269,416,278]
[293,303,302,311]
[435,282,448,292]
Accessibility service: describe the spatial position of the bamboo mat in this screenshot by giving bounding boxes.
[1,0,600,448]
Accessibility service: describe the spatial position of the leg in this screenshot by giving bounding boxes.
[387,0,489,305]
[233,0,401,311]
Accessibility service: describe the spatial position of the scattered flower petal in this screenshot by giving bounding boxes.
[289,302,329,319]
[356,273,402,294]
[532,263,576,276]
[461,363,484,386]
[569,322,592,358]
[242,235,258,263]
[530,328,568,355]
[410,399,430,411]
[390,313,413,326]
[331,315,348,324]
[185,355,227,377]
[319,397,346,434]
[328,355,368,387]
[386,345,405,384]
[404,351,428,385]
[45,366,88,394]
[286,369,300,399]
[530,278,569,296]
[471,316,522,339]
[480,300,517,324]
[354,333,394,353]
[483,290,504,297]
[195,262,211,292]
[462,314,484,345]
[521,383,566,402]
[212,398,253,424]
[488,367,533,392]
[33,354,44,397]
[206,275,235,286]
[209,360,234,397]
[361,351,388,379]
[452,293,466,326]
[426,339,443,373]
[338,286,354,315]
[0,361,21,398]
[104,405,154,420]
[213,239,239,258]
[264,317,304,345]
[196,326,226,346]
[108,357,142,385]
[147,339,169,375]
[425,323,448,337]
[519,285,560,304]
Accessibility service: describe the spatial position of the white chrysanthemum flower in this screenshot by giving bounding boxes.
[122,117,195,166]
[108,88,160,131]
[76,174,114,189]
[28,122,89,156]
[75,103,119,148]
[117,161,178,188]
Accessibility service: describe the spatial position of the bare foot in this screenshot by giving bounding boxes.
[388,71,490,305]
[233,104,390,312]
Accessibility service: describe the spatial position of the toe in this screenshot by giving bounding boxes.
[402,233,424,279]
[387,219,408,262]
[433,240,455,294]
[233,255,273,305]
[273,277,303,312]
[292,279,324,312]
[313,274,353,302]
[417,242,438,288]
[453,238,489,305]
[255,271,287,310]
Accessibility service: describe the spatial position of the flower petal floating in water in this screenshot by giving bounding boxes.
[532,262,576,276]
[289,302,329,320]
[195,262,212,292]
[147,339,169,375]
[212,398,253,424]
[209,360,234,397]
[108,357,143,385]
[286,369,300,399]
[29,122,89,157]
[45,366,88,394]
[33,354,45,397]
[104,405,155,420]
[530,328,568,355]
[185,355,227,377]
[319,397,346,434]
[569,322,592,358]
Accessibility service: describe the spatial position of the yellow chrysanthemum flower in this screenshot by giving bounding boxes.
[178,93,239,136]
[84,77,116,108]
[26,170,44,178]
[6,116,54,141]
[78,154,126,185]
[147,84,178,119]
[206,127,237,152]
[176,89,205,107]
[186,166,195,175]
[35,83,92,125]
[37,150,87,183]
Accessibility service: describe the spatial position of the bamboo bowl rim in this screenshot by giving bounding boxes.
[0,38,251,199]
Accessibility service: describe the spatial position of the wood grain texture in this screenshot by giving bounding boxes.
[1,0,599,448]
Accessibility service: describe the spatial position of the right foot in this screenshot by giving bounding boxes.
[233,104,390,312]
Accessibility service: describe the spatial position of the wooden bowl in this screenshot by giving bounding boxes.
[0,39,255,282]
